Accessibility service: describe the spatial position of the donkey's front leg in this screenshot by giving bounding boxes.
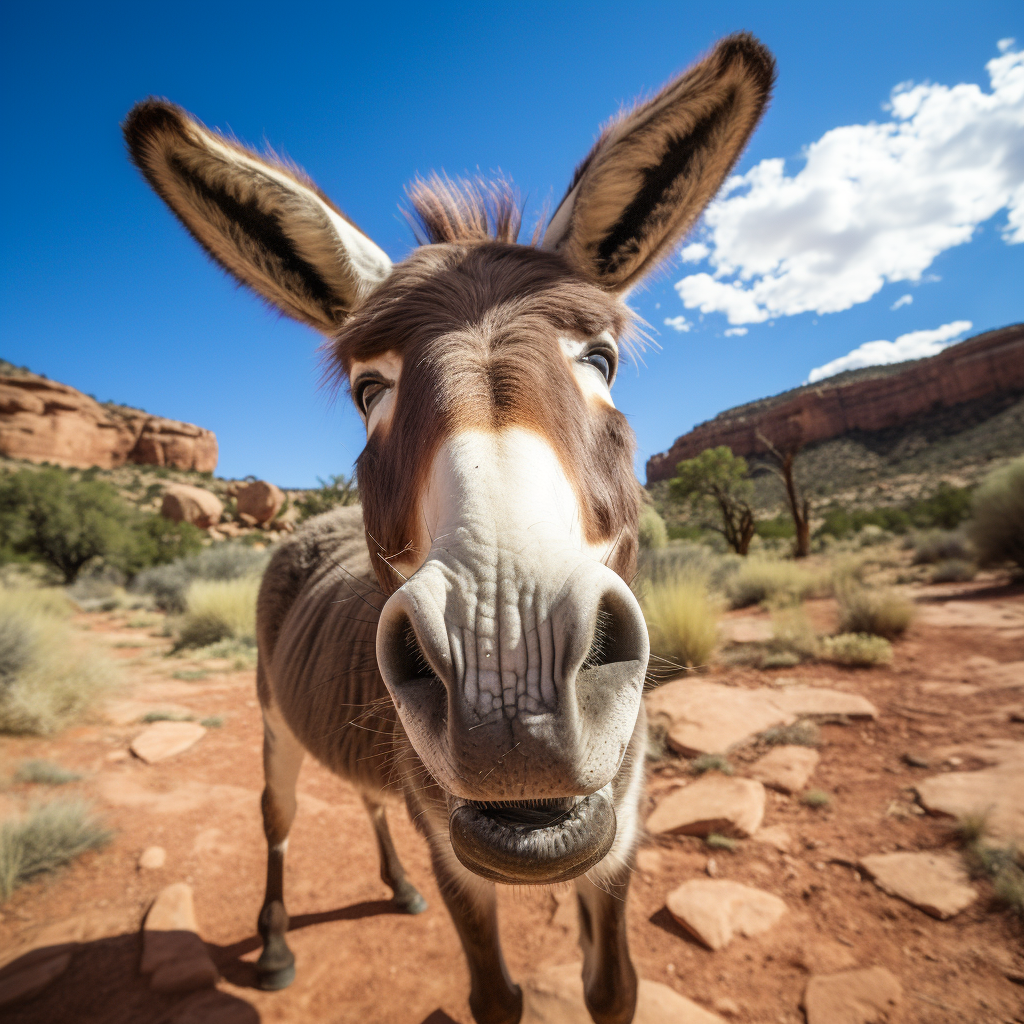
[256,702,305,990]
[431,846,522,1024]
[575,870,638,1024]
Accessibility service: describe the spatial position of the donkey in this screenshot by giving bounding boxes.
[124,33,774,1024]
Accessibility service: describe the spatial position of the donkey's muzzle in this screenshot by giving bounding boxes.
[449,793,615,884]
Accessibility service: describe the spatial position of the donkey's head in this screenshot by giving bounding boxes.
[125,34,774,884]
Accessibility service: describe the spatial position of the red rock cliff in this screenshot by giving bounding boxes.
[0,371,218,472]
[646,323,1024,483]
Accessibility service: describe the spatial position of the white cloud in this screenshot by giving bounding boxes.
[806,320,972,383]
[673,43,1024,325]
[890,293,913,310]
[724,327,748,337]
[663,315,692,332]
[680,242,710,262]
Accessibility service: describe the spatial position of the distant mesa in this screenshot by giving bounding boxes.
[646,323,1024,484]
[0,364,217,473]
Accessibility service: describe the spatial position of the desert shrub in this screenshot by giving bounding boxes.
[726,558,814,609]
[912,529,974,565]
[931,558,977,583]
[0,588,113,735]
[836,586,914,639]
[641,577,720,671]
[690,754,733,776]
[140,710,193,723]
[705,833,738,851]
[801,789,831,809]
[638,504,668,550]
[133,542,269,612]
[755,514,796,541]
[296,473,359,522]
[173,577,260,651]
[14,760,81,785]
[815,485,974,541]
[967,456,1024,571]
[767,606,820,663]
[760,720,820,747]
[0,799,111,900]
[819,632,893,667]
[637,544,738,594]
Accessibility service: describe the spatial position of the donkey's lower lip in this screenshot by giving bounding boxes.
[448,793,616,884]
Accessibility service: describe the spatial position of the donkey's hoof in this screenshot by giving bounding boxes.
[393,887,428,915]
[257,961,296,991]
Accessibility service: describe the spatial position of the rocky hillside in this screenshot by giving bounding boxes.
[646,323,1024,486]
[0,363,217,473]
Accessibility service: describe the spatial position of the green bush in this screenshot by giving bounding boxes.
[133,542,269,612]
[755,514,796,540]
[912,529,974,565]
[0,799,111,900]
[0,588,113,734]
[815,484,974,540]
[641,576,720,672]
[819,632,893,667]
[726,557,815,609]
[931,558,977,583]
[967,456,1024,572]
[173,577,260,651]
[638,504,668,550]
[295,473,359,521]
[836,586,914,639]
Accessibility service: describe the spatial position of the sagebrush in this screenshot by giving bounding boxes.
[968,456,1024,572]
[836,585,914,639]
[173,576,260,650]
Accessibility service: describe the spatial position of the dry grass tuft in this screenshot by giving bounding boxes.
[705,833,738,851]
[726,558,815,609]
[801,789,831,809]
[690,754,734,776]
[173,577,260,651]
[819,632,893,667]
[641,577,720,672]
[14,760,81,785]
[760,720,820,747]
[837,585,915,640]
[0,799,111,900]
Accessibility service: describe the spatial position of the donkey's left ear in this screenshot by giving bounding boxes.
[123,99,391,333]
[542,33,775,294]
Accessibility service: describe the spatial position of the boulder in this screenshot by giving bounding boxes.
[142,883,218,995]
[647,775,765,838]
[749,746,820,793]
[161,485,223,529]
[859,851,977,919]
[234,480,284,524]
[802,967,902,1024]
[131,721,206,764]
[0,371,217,471]
[665,879,787,950]
[522,962,726,1023]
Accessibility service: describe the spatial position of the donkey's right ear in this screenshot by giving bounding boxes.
[123,99,391,333]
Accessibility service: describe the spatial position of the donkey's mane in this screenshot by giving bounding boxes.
[406,174,530,246]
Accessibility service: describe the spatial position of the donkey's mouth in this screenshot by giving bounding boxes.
[448,793,616,884]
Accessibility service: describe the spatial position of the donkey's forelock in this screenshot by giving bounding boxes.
[405,174,529,247]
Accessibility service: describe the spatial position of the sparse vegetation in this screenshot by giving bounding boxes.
[760,720,821,747]
[727,557,815,609]
[638,504,668,550]
[912,529,974,566]
[173,576,260,651]
[14,760,81,785]
[295,473,359,522]
[133,542,269,612]
[766,606,820,664]
[640,576,720,672]
[690,754,734,776]
[0,587,113,735]
[818,632,893,667]
[967,455,1024,572]
[200,715,224,728]
[0,799,111,900]
[140,710,193,723]
[957,814,1024,917]
[705,833,738,851]
[836,585,914,639]
[801,789,831,809]
[931,558,977,583]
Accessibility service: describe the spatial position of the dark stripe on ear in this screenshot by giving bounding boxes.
[595,91,736,275]
[167,155,333,305]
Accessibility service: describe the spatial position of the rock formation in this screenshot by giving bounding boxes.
[161,484,224,529]
[0,369,217,472]
[647,323,1024,483]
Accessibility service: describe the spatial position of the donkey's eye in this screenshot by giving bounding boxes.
[355,378,389,418]
[580,348,615,384]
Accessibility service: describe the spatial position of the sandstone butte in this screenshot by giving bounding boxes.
[0,368,217,472]
[646,322,1024,482]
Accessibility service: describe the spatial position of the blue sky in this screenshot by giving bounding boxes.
[2,2,1021,487]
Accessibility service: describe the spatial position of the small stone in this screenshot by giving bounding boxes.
[753,825,792,852]
[131,721,206,764]
[647,775,766,838]
[859,851,977,919]
[706,857,718,878]
[0,952,72,1009]
[901,752,930,768]
[665,879,787,951]
[139,846,167,870]
[749,746,820,793]
[521,962,726,1023]
[803,967,902,1024]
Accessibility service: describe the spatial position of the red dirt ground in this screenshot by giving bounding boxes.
[2,578,1024,1023]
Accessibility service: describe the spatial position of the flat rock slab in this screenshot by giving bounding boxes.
[646,681,794,756]
[666,879,787,950]
[859,851,977,919]
[142,883,217,994]
[916,767,1024,842]
[749,745,820,793]
[647,775,765,838]
[803,967,902,1024]
[769,686,877,720]
[522,963,725,1023]
[131,721,206,764]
